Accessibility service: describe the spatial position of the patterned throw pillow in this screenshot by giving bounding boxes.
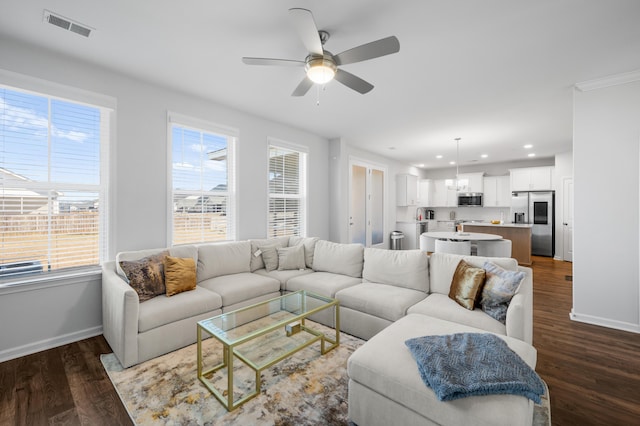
[164,256,197,297]
[119,251,169,302]
[448,260,486,310]
[480,261,526,323]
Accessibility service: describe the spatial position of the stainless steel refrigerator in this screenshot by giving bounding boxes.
[511,191,555,257]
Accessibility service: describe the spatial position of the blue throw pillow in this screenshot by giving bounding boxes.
[480,261,525,323]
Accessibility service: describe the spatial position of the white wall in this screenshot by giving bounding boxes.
[572,78,640,333]
[0,37,331,360]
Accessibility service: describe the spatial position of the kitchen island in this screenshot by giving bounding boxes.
[461,222,532,266]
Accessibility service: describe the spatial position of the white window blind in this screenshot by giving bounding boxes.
[268,142,307,237]
[0,85,110,280]
[169,114,236,245]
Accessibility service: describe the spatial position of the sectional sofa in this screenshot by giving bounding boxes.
[102,237,535,424]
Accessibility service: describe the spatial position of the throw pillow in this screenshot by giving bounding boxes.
[277,245,306,270]
[249,239,287,272]
[448,260,486,310]
[480,261,526,323]
[164,256,197,297]
[119,251,169,302]
[261,246,280,272]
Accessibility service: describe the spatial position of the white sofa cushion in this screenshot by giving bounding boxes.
[347,314,536,426]
[288,236,319,268]
[429,252,518,295]
[336,283,427,322]
[197,241,251,281]
[138,286,222,333]
[363,248,429,292]
[253,268,314,287]
[115,245,198,279]
[407,293,507,335]
[312,240,364,278]
[198,272,280,307]
[285,271,361,297]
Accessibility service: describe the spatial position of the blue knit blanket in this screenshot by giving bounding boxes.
[405,333,545,403]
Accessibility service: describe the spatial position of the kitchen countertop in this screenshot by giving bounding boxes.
[462,222,532,229]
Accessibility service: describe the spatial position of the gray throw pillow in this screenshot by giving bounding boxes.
[249,239,286,271]
[277,245,306,270]
[480,261,525,323]
[261,246,280,272]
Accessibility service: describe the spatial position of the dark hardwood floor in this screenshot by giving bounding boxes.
[1,256,639,425]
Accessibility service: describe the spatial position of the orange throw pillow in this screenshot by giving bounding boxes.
[164,256,197,297]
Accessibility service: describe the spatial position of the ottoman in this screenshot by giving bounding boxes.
[347,314,537,426]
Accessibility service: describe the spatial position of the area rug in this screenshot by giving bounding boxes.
[101,322,551,425]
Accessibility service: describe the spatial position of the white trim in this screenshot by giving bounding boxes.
[267,137,309,154]
[570,309,640,334]
[167,111,239,137]
[0,267,101,293]
[0,68,116,109]
[575,69,640,92]
[0,325,103,363]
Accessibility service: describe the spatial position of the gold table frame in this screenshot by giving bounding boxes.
[196,290,340,411]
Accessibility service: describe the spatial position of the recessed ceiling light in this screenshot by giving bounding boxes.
[436,155,443,159]
[388,146,396,150]
[481,154,488,158]
[449,161,456,165]
[417,163,425,168]
[528,153,536,157]
[524,144,533,149]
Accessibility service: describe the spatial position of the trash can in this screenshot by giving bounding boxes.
[390,231,404,250]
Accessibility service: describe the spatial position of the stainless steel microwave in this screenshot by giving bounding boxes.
[457,193,483,207]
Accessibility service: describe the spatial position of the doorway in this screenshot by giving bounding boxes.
[562,176,574,262]
[349,160,385,248]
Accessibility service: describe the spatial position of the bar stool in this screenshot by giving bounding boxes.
[434,239,471,255]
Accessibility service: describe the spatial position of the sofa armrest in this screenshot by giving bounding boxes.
[102,261,140,368]
[505,266,533,345]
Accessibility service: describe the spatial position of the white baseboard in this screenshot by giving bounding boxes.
[0,325,103,363]
[570,309,640,334]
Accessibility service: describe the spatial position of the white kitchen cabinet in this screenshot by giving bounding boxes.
[483,175,511,207]
[431,179,457,207]
[396,174,418,206]
[456,172,484,193]
[510,166,553,191]
[417,179,432,206]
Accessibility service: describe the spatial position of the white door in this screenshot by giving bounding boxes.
[562,177,574,262]
[349,161,385,248]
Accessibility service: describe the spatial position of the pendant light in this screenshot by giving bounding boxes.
[447,137,464,191]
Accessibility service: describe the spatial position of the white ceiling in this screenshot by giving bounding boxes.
[2,0,640,169]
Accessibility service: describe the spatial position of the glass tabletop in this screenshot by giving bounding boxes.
[198,290,336,346]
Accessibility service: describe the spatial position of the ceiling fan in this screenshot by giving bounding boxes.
[242,8,400,96]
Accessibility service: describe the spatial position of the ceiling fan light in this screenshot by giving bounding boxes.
[306,57,337,84]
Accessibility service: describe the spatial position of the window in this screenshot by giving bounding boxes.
[268,140,307,237]
[0,84,111,280]
[168,113,236,245]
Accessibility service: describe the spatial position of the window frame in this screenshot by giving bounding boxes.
[267,138,308,238]
[167,112,237,245]
[0,69,114,286]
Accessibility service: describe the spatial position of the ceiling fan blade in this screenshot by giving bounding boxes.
[334,69,374,94]
[289,8,323,56]
[333,36,400,66]
[291,77,314,97]
[242,57,305,67]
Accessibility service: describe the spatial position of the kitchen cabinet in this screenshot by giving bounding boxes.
[417,179,432,206]
[483,175,511,207]
[396,174,418,206]
[456,172,484,193]
[431,179,457,207]
[510,166,553,191]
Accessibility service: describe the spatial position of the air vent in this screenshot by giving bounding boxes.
[43,10,93,38]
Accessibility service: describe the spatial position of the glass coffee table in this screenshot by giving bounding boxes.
[197,290,340,411]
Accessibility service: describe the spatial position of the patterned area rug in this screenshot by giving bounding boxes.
[101,321,551,425]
